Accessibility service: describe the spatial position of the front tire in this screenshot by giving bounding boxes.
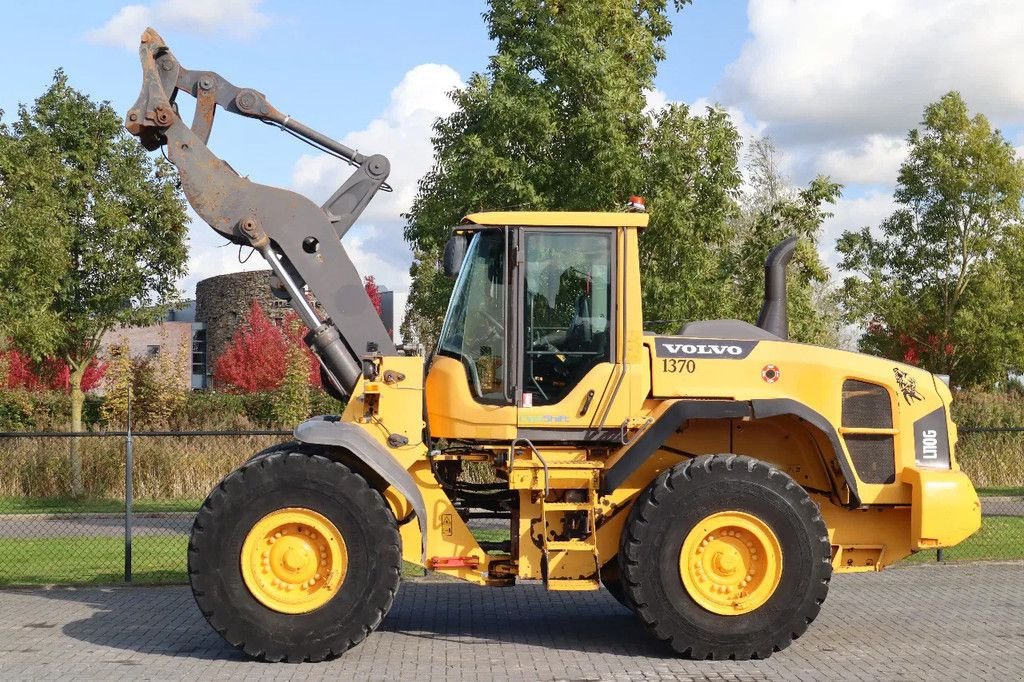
[600,562,632,610]
[189,450,401,662]
[620,454,831,660]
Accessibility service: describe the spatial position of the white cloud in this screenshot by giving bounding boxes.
[87,0,270,49]
[291,63,463,221]
[643,88,669,116]
[342,225,413,293]
[722,0,1024,143]
[815,134,909,186]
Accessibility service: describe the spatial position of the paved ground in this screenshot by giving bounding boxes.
[984,496,1024,516]
[0,562,1021,681]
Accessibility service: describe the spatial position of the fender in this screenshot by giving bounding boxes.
[294,416,428,560]
[601,399,861,508]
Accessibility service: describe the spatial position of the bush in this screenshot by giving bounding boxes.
[0,390,103,431]
[0,390,36,431]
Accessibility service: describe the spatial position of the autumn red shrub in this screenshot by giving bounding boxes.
[213,302,322,392]
[2,347,105,392]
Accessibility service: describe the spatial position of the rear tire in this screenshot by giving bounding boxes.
[189,450,401,662]
[620,454,831,660]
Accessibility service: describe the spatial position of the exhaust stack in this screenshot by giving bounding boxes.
[756,236,798,340]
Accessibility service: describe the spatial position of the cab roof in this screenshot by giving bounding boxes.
[462,211,649,228]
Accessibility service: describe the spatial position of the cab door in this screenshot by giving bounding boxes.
[515,228,620,440]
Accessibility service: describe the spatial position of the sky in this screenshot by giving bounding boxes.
[3,0,1024,339]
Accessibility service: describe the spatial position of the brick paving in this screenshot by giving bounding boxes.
[0,561,1021,681]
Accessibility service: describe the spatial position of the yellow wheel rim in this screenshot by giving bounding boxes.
[679,511,782,616]
[240,507,347,614]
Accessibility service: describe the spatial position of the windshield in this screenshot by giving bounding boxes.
[437,230,508,402]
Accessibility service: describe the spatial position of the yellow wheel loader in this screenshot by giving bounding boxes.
[125,30,981,662]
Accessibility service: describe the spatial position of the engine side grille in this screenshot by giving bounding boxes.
[842,380,893,428]
[845,434,896,484]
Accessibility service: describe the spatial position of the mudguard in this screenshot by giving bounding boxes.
[294,416,428,560]
[602,399,860,507]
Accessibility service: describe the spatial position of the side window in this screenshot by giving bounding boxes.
[523,231,613,406]
[437,231,508,403]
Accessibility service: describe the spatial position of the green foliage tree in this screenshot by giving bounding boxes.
[4,71,188,493]
[637,105,742,332]
[100,338,134,424]
[728,138,842,345]
[0,107,69,357]
[837,92,1024,387]
[402,0,701,347]
[135,335,189,428]
[272,343,312,427]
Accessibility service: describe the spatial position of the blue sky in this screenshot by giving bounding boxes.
[3,1,1024,339]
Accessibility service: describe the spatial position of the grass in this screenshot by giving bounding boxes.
[976,486,1024,497]
[0,496,201,515]
[0,535,186,585]
[903,516,1024,563]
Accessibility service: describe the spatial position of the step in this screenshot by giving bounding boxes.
[542,502,594,512]
[546,539,597,551]
[546,578,601,591]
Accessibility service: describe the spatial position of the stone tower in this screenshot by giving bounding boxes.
[195,270,290,376]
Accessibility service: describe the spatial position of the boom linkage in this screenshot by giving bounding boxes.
[125,27,396,395]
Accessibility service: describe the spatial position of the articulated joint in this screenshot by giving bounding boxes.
[238,215,269,250]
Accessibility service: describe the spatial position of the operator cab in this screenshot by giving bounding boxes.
[425,211,650,442]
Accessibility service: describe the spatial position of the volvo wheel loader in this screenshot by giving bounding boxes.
[125,29,981,662]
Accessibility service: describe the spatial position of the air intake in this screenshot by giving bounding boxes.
[755,236,798,340]
[842,380,896,484]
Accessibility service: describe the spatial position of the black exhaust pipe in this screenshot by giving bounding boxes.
[755,236,798,340]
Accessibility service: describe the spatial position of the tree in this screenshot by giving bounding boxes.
[214,302,291,392]
[272,343,312,426]
[3,71,188,493]
[2,347,105,392]
[728,138,842,346]
[0,106,69,359]
[134,334,189,427]
[364,275,383,316]
[213,301,322,392]
[100,338,134,424]
[403,0,696,348]
[101,334,188,428]
[838,92,1024,386]
[638,104,742,332]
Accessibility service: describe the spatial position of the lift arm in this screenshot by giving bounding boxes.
[125,28,396,395]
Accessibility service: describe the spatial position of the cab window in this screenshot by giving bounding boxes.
[436,230,508,403]
[523,231,613,407]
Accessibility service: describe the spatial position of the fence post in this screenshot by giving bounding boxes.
[936,548,944,562]
[124,392,133,583]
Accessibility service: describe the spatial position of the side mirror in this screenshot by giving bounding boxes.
[443,232,471,279]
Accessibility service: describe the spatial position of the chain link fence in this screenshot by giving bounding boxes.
[937,427,1024,561]
[0,430,290,584]
[0,427,1020,585]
